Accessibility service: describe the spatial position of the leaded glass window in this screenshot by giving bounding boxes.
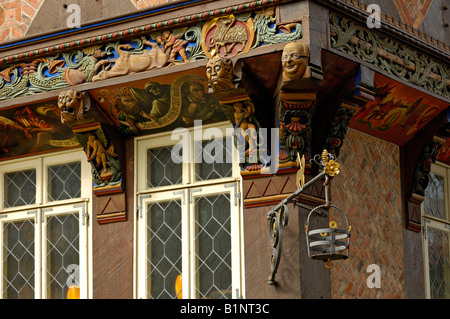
[426,225,450,299]
[423,163,450,299]
[47,162,81,202]
[194,138,233,181]
[136,123,242,299]
[2,219,35,299]
[424,172,446,220]
[46,213,80,299]
[147,200,182,299]
[0,150,91,299]
[194,194,232,299]
[147,146,183,188]
[4,169,36,208]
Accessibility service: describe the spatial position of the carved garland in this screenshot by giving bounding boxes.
[330,13,450,99]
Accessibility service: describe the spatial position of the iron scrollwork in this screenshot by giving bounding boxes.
[267,150,343,285]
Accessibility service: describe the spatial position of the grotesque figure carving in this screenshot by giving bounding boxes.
[281,42,309,82]
[58,90,90,124]
[206,55,234,92]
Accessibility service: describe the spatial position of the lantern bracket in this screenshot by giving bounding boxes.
[267,150,347,285]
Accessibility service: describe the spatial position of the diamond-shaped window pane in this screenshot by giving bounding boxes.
[424,172,445,220]
[194,194,232,299]
[3,219,35,299]
[46,213,79,299]
[147,146,183,188]
[48,162,81,202]
[195,138,233,181]
[4,169,36,208]
[426,226,450,299]
[147,200,182,299]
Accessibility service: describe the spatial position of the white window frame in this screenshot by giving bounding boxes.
[0,149,93,299]
[422,162,450,299]
[134,121,245,299]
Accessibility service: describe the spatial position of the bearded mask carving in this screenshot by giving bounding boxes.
[206,55,234,92]
[58,90,90,124]
[281,42,310,82]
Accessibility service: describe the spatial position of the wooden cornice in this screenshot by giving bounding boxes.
[0,0,298,66]
[314,0,450,63]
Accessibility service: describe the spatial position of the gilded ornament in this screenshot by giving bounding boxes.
[202,14,254,58]
[324,160,340,177]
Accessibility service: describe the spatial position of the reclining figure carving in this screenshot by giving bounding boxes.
[92,39,168,82]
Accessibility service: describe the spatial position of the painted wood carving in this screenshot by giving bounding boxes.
[281,42,310,82]
[205,55,268,173]
[57,90,123,195]
[0,5,303,102]
[202,13,255,58]
[278,42,317,167]
[91,38,168,82]
[330,12,450,98]
[350,73,449,146]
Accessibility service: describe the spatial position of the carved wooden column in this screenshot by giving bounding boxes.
[58,89,127,224]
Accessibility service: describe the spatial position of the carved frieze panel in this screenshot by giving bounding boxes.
[0,4,303,102]
[330,12,450,99]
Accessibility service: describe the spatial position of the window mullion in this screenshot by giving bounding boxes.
[181,190,190,299]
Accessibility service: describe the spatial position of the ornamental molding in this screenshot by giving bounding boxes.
[330,13,450,99]
[0,1,303,102]
[0,0,294,65]
[315,0,449,60]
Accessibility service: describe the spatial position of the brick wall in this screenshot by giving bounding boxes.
[330,128,405,299]
[0,0,179,42]
[0,0,44,42]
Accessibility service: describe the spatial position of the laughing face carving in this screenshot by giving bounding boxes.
[281,42,309,82]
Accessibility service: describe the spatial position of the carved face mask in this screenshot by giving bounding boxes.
[281,42,309,81]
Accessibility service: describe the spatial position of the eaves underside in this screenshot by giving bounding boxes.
[0,0,448,64]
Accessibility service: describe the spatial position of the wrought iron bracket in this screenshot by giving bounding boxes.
[267,150,341,285]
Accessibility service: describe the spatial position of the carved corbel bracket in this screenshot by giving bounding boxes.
[58,89,126,223]
[277,42,322,168]
[323,65,376,157]
[278,91,316,167]
[407,135,445,231]
[206,55,269,173]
